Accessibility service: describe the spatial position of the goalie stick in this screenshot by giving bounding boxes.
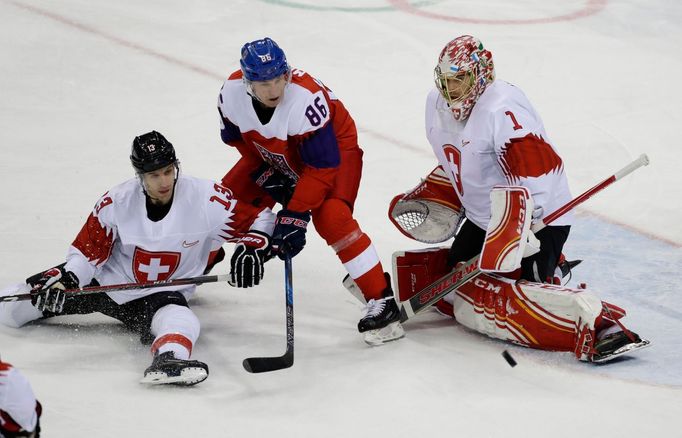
[243,254,294,373]
[399,154,650,322]
[0,273,233,303]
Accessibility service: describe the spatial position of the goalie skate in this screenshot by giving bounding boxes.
[140,351,209,386]
[591,332,651,364]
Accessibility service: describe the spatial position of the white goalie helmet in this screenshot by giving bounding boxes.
[434,35,495,121]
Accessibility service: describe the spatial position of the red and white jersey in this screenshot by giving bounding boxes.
[425,80,573,230]
[64,175,275,304]
[217,68,362,212]
[0,361,39,433]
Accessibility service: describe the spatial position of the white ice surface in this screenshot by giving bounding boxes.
[1,0,681,437]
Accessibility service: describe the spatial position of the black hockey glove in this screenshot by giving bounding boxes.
[270,209,310,260]
[26,265,79,313]
[250,163,297,206]
[229,230,271,288]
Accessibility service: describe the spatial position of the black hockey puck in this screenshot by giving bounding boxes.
[502,350,517,367]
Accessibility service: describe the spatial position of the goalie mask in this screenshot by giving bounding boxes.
[434,35,495,121]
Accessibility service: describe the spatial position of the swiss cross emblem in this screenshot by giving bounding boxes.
[132,247,180,283]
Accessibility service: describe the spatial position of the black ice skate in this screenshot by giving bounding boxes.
[140,351,209,386]
[358,282,404,346]
[591,330,651,363]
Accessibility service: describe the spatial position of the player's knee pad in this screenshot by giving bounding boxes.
[0,283,43,328]
[312,198,360,247]
[151,304,200,342]
[150,305,201,358]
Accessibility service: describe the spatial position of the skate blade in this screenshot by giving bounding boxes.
[592,339,652,363]
[140,367,208,386]
[364,321,405,346]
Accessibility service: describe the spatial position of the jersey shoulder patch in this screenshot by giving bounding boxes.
[289,69,326,94]
[228,69,243,81]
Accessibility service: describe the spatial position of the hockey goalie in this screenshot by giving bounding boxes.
[383,166,649,363]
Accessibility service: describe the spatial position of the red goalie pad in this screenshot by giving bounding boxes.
[392,247,451,303]
[392,248,633,360]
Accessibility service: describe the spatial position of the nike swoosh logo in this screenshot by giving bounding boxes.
[182,240,199,248]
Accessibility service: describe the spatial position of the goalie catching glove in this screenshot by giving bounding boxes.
[388,166,463,244]
[229,230,271,288]
[26,264,79,313]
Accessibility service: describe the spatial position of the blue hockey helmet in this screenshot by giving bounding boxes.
[240,38,290,82]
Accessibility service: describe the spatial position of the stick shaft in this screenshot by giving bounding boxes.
[535,153,649,231]
[0,273,230,303]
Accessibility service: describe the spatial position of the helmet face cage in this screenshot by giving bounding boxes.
[434,35,495,121]
[136,161,181,196]
[434,69,475,106]
[240,37,291,101]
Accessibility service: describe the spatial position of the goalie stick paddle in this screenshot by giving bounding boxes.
[243,254,294,373]
[399,154,650,322]
[0,273,231,303]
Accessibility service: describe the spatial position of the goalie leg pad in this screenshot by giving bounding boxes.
[392,247,452,303]
[453,275,604,355]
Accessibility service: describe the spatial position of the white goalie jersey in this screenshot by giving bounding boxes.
[64,175,275,304]
[425,80,573,230]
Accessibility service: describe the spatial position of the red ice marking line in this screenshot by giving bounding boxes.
[575,209,682,249]
[7,0,223,81]
[7,1,678,247]
[388,0,608,25]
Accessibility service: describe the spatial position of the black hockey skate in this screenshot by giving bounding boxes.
[591,330,651,363]
[358,279,404,346]
[140,351,209,386]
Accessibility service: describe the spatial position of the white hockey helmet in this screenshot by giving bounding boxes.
[434,35,495,121]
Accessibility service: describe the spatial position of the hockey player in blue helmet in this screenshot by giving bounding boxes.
[217,38,404,345]
[239,37,290,108]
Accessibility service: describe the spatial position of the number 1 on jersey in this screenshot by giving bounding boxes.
[504,111,523,131]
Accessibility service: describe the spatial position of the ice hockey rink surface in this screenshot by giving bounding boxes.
[1,0,681,436]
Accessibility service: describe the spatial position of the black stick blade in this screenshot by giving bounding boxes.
[242,353,293,373]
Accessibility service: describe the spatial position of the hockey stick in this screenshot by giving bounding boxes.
[243,254,294,373]
[0,273,231,303]
[399,153,650,322]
